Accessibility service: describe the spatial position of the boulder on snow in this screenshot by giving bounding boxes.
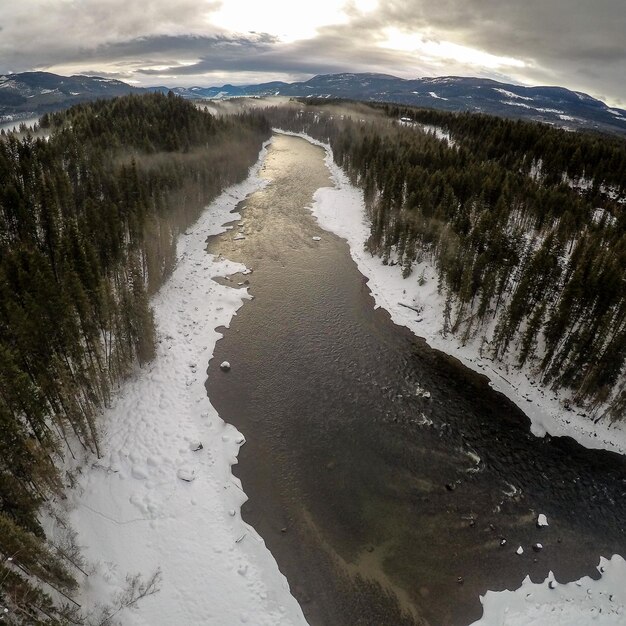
[220,361,231,372]
[177,468,196,482]
[190,441,203,452]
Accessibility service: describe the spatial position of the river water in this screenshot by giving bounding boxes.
[206,134,626,626]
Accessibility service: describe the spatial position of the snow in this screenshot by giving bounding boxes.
[502,101,565,114]
[471,555,626,625]
[592,208,617,226]
[608,108,626,120]
[57,140,308,625]
[277,130,626,458]
[493,88,533,101]
[397,119,456,147]
[417,123,456,147]
[428,91,449,100]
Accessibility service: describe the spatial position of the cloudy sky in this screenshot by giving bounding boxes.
[1,0,624,105]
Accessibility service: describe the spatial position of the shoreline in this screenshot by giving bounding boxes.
[275,129,626,459]
[58,138,308,625]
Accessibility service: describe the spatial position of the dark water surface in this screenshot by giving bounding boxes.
[206,135,626,626]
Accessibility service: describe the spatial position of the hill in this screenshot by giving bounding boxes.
[0,71,144,122]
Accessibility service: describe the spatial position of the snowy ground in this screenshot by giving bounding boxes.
[471,555,626,625]
[277,131,626,625]
[58,140,308,625]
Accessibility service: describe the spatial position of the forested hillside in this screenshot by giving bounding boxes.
[267,102,626,419]
[0,93,269,623]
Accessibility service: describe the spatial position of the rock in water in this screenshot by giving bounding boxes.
[312,236,321,241]
[537,513,549,527]
[220,361,231,372]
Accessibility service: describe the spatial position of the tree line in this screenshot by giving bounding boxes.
[0,92,270,623]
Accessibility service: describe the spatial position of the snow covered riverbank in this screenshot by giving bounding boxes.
[58,140,307,625]
[471,555,626,625]
[277,130,626,457]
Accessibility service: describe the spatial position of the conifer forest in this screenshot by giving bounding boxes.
[0,93,269,623]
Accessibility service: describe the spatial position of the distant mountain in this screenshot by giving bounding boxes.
[172,72,626,136]
[3,71,625,136]
[0,71,143,123]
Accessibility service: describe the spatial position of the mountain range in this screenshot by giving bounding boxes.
[0,72,142,123]
[2,71,626,136]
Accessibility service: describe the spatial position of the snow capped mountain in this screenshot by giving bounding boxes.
[2,71,625,136]
[0,71,142,123]
[175,73,626,136]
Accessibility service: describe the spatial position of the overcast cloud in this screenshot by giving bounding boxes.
[0,0,624,105]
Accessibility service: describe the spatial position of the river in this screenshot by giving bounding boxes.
[205,134,626,626]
